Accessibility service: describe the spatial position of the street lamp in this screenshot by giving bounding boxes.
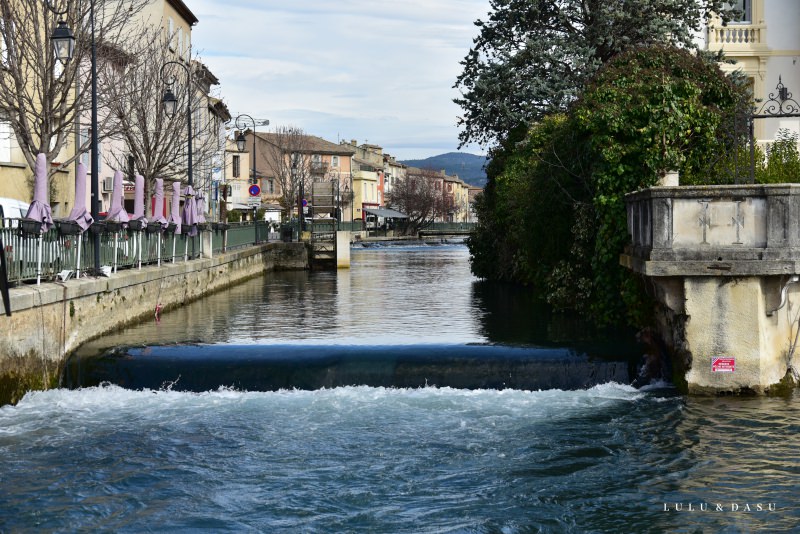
[51,20,75,62]
[235,131,247,153]
[160,61,193,187]
[48,0,101,275]
[162,88,178,119]
[234,114,269,223]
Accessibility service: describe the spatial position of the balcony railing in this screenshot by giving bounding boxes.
[708,22,765,47]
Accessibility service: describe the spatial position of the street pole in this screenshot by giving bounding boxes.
[234,114,269,226]
[48,0,100,273]
[90,0,100,274]
[160,61,193,187]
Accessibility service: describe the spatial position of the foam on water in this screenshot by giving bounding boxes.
[1,382,656,437]
[3,385,800,533]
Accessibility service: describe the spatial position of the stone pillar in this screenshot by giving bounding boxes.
[201,229,213,259]
[679,277,795,394]
[336,231,351,269]
[623,184,800,395]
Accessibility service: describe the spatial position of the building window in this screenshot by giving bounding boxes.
[268,179,274,194]
[331,155,339,167]
[0,120,12,162]
[79,129,89,165]
[168,18,175,50]
[0,19,10,67]
[177,27,183,58]
[233,155,240,178]
[730,0,751,23]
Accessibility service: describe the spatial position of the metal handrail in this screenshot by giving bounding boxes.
[0,218,267,286]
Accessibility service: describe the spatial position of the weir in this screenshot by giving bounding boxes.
[63,343,631,392]
[623,184,800,395]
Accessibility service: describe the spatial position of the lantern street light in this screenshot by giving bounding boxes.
[160,61,193,187]
[235,131,247,153]
[51,20,75,62]
[47,0,101,275]
[234,114,256,183]
[162,88,178,119]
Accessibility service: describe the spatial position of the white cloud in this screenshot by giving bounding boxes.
[190,0,490,158]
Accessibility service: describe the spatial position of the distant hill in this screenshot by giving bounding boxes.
[400,152,488,187]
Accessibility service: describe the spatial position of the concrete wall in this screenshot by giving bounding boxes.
[650,275,798,395]
[0,242,308,405]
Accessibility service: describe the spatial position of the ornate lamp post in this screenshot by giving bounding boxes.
[234,114,256,222]
[48,0,101,274]
[233,115,269,222]
[160,61,193,187]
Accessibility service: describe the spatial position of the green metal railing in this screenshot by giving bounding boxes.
[425,222,477,232]
[0,219,268,286]
[338,221,365,232]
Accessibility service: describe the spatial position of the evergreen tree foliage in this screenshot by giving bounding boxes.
[454,0,732,148]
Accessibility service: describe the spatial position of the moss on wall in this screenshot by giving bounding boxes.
[0,352,61,406]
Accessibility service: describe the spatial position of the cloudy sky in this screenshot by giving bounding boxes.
[190,0,492,160]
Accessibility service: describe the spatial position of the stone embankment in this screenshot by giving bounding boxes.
[0,242,308,405]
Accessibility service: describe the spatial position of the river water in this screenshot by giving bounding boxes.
[1,244,799,532]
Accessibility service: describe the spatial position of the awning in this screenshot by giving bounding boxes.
[363,207,408,218]
[226,202,252,210]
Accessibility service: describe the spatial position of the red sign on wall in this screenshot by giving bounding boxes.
[711,357,735,373]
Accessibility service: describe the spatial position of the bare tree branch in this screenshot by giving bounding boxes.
[0,0,150,187]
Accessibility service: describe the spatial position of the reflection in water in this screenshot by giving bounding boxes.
[77,246,488,356]
[471,279,641,360]
[72,245,641,391]
[77,246,640,361]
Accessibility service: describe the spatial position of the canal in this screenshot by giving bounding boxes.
[1,243,799,532]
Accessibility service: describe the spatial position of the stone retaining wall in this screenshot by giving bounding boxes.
[0,242,308,405]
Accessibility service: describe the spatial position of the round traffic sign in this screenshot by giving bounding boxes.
[249,184,261,197]
[302,198,308,207]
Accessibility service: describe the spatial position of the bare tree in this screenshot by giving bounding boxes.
[104,27,223,216]
[258,126,314,221]
[387,168,442,234]
[0,0,149,183]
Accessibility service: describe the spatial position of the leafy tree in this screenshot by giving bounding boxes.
[454,0,733,148]
[578,46,747,326]
[468,113,592,302]
[469,46,748,328]
[758,129,800,184]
